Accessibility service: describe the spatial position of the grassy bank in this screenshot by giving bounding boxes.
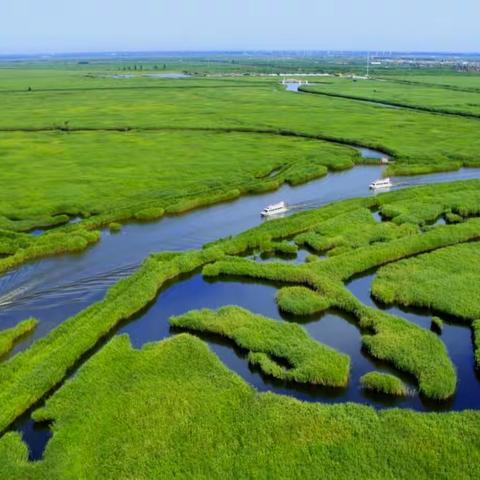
[0,181,477,438]
[171,306,350,386]
[0,130,357,225]
[1,71,480,199]
[360,372,408,396]
[0,319,37,358]
[0,334,478,479]
[0,248,226,432]
[0,181,480,462]
[0,71,478,272]
[372,242,480,321]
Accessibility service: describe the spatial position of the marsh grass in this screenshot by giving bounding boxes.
[372,242,480,321]
[0,319,37,358]
[0,247,227,432]
[108,222,122,233]
[1,334,479,478]
[276,286,332,315]
[360,371,408,396]
[0,229,100,276]
[170,306,350,386]
[0,67,480,478]
[301,77,480,117]
[0,181,477,439]
[203,255,456,399]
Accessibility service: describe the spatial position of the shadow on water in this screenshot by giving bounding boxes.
[10,402,52,462]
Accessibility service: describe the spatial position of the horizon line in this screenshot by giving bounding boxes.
[1,48,480,59]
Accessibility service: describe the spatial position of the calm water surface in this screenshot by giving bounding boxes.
[2,156,480,458]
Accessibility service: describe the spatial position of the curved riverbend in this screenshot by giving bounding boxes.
[2,165,480,355]
[5,162,480,460]
[15,249,479,460]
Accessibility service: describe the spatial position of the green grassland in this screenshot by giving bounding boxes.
[294,207,419,256]
[1,68,478,272]
[170,306,350,386]
[0,70,479,200]
[0,180,479,475]
[382,73,480,92]
[372,242,480,321]
[301,76,480,116]
[0,319,37,358]
[1,334,479,479]
[0,130,356,221]
[1,181,479,440]
[202,256,456,400]
[0,70,478,233]
[1,61,480,478]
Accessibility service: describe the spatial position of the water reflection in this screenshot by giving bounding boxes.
[0,165,387,349]
[13,254,478,458]
[347,272,480,411]
[115,272,453,411]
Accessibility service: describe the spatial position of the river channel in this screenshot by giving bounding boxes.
[1,127,480,458]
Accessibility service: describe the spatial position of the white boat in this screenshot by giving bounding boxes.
[369,178,393,190]
[261,201,288,216]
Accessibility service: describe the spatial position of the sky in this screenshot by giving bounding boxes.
[1,0,479,55]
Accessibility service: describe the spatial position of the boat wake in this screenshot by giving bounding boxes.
[0,263,139,310]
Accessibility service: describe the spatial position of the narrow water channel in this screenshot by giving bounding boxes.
[2,155,480,459]
[0,164,387,356]
[21,253,476,460]
[11,269,430,460]
[347,272,480,411]
[2,164,480,359]
[117,273,419,407]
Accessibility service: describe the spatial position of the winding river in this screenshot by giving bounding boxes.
[2,102,480,457]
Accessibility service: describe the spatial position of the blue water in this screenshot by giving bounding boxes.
[3,164,480,460]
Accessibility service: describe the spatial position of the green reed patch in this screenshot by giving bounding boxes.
[294,207,418,255]
[301,77,480,117]
[170,306,349,386]
[377,186,480,226]
[0,130,356,226]
[360,371,408,396]
[315,218,480,282]
[0,182,476,434]
[0,228,100,276]
[0,334,478,479]
[0,246,226,432]
[133,206,165,221]
[203,256,456,399]
[276,286,332,315]
[108,222,122,233]
[0,319,37,358]
[372,242,480,321]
